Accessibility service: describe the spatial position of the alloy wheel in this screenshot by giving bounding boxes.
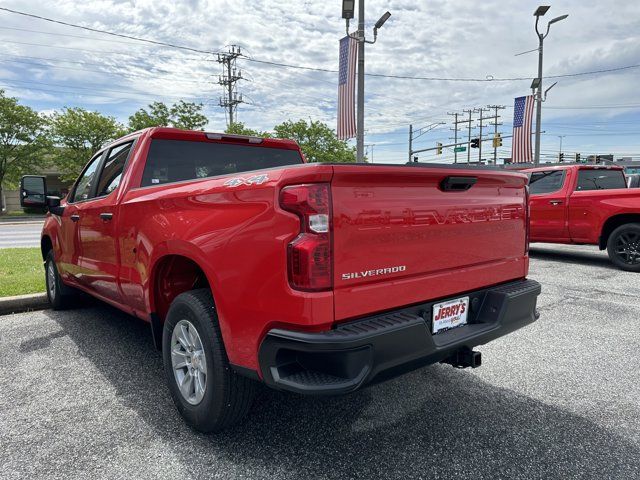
[614,232,640,265]
[170,319,208,405]
[47,261,56,300]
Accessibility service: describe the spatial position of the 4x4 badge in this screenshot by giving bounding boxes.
[224,174,269,187]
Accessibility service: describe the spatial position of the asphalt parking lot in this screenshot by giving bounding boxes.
[1,243,639,479]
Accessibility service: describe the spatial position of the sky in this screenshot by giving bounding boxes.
[0,0,639,164]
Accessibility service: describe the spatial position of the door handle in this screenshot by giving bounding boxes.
[549,200,563,206]
[70,214,80,222]
[100,212,113,221]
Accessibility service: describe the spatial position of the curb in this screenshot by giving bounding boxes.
[0,219,45,226]
[0,293,49,316]
[0,216,45,223]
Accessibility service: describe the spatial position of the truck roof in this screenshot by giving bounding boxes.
[107,126,301,152]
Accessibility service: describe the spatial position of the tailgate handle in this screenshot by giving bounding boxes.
[440,176,477,191]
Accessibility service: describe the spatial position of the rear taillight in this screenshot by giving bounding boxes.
[280,183,332,291]
[524,184,530,254]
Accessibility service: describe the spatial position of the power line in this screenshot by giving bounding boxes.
[0,39,208,63]
[0,53,210,82]
[0,25,156,46]
[0,82,209,103]
[0,7,216,54]
[2,7,639,84]
[0,57,208,85]
[244,56,640,82]
[0,78,206,100]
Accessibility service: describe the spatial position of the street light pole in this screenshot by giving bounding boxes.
[342,1,390,163]
[533,6,568,166]
[534,18,544,166]
[356,0,365,163]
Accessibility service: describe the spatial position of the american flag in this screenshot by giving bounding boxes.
[337,35,357,140]
[511,95,535,163]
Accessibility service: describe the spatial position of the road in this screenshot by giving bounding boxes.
[0,221,43,248]
[0,244,638,479]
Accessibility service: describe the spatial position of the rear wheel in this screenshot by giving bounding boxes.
[45,251,78,309]
[607,223,640,272]
[162,289,256,432]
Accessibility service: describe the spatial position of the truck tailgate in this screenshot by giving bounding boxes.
[331,165,529,320]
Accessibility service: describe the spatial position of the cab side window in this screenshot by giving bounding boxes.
[70,155,102,203]
[96,142,133,197]
[576,169,627,191]
[528,170,565,195]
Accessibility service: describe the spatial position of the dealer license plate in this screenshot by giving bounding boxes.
[432,296,469,334]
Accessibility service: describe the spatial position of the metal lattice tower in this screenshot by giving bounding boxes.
[217,45,244,126]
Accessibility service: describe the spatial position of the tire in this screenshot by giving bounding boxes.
[162,288,256,433]
[45,250,78,310]
[606,223,640,272]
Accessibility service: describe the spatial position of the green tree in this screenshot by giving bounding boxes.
[0,90,51,212]
[224,122,271,137]
[128,101,171,131]
[273,119,356,163]
[128,100,208,132]
[49,107,125,181]
[170,100,208,130]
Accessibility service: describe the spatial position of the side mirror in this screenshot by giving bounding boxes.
[46,196,65,216]
[20,175,47,208]
[46,196,61,208]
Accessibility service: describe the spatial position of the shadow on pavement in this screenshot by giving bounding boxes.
[47,304,639,479]
[529,246,615,270]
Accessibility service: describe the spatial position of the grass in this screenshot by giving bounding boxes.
[0,247,45,297]
[1,210,45,217]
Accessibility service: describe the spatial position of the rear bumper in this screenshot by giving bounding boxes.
[258,279,541,395]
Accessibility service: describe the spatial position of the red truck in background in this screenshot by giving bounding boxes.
[525,164,640,271]
[21,127,540,432]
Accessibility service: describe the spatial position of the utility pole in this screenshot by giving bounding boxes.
[463,109,474,163]
[557,135,566,161]
[476,107,487,163]
[448,112,462,163]
[408,122,445,161]
[365,143,374,162]
[217,45,244,126]
[485,105,505,164]
[408,124,413,163]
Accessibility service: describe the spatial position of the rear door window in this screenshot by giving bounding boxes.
[140,139,303,187]
[576,169,626,191]
[96,141,133,197]
[528,170,565,195]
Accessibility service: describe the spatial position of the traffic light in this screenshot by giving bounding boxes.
[492,133,502,148]
[559,152,565,162]
[436,142,442,155]
[575,153,580,162]
[471,138,479,148]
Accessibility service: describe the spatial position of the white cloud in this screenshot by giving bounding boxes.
[0,0,638,162]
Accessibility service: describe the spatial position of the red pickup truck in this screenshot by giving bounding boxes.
[525,164,640,271]
[22,127,540,432]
